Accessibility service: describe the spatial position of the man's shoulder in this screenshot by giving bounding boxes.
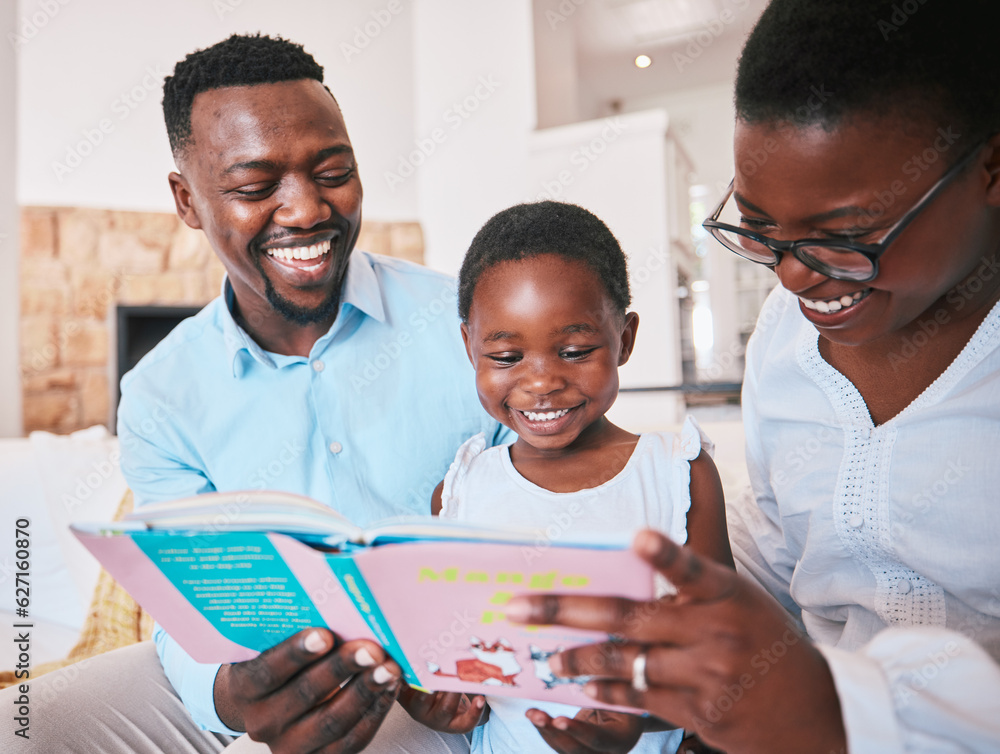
[120,297,227,392]
[360,250,456,289]
[357,251,461,331]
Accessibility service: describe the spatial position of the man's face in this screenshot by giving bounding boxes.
[170,79,362,330]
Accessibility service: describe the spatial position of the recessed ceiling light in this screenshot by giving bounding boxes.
[634,54,652,68]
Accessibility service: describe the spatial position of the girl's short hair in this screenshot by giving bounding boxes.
[458,201,631,323]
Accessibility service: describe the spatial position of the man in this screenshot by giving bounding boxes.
[6,33,507,753]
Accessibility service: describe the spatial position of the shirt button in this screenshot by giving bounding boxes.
[896,579,913,594]
[329,441,343,454]
[848,514,864,529]
[312,360,325,372]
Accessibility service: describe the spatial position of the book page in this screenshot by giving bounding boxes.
[123,490,362,541]
[131,531,330,655]
[351,540,654,710]
[75,528,377,663]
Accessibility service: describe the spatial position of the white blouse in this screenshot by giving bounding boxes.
[731,286,1000,752]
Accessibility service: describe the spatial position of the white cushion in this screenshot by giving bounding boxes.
[0,427,126,639]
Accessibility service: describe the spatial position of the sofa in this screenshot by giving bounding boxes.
[1,427,134,678]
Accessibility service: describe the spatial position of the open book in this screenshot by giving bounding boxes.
[71,490,656,710]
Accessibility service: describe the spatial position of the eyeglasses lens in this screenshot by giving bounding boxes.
[797,246,874,281]
[712,193,778,264]
[713,193,874,281]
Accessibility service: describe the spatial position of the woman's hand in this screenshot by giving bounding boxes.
[526,707,646,754]
[505,530,847,754]
[397,686,487,733]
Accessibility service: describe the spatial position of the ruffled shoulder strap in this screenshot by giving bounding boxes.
[675,414,714,461]
[648,415,716,549]
[439,432,488,519]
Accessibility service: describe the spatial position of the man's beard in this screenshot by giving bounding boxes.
[252,254,342,326]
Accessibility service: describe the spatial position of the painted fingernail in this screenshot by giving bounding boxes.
[548,652,565,675]
[303,631,327,653]
[373,665,396,685]
[633,529,660,556]
[503,598,530,622]
[554,717,569,730]
[355,647,376,667]
[583,682,598,698]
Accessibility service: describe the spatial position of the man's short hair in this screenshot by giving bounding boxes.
[735,0,999,146]
[163,33,327,158]
[458,201,632,323]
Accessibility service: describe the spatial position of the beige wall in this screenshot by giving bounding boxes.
[19,207,423,435]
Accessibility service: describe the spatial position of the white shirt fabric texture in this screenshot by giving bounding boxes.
[732,285,1000,753]
[440,419,712,754]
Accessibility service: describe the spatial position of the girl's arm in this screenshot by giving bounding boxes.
[685,450,734,568]
[430,479,445,516]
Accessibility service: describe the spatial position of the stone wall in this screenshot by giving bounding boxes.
[19,207,424,435]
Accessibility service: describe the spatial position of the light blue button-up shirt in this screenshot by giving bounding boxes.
[118,250,511,732]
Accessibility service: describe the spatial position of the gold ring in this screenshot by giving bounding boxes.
[631,649,649,693]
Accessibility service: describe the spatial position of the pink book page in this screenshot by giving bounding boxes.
[267,534,376,642]
[74,531,258,663]
[352,541,655,710]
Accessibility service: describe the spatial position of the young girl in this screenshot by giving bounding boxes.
[503,1,1000,752]
[398,201,733,753]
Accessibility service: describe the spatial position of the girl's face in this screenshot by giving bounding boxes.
[733,119,1000,348]
[462,254,638,454]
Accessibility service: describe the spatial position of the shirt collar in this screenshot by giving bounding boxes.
[340,249,386,324]
[221,250,386,378]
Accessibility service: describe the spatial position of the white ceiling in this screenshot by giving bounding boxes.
[543,0,769,117]
[577,0,739,52]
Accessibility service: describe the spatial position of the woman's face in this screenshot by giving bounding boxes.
[732,118,1000,348]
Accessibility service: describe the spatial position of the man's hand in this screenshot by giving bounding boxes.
[397,686,487,733]
[526,708,645,753]
[214,628,401,753]
[505,530,847,754]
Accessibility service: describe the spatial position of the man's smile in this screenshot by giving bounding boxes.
[264,240,332,271]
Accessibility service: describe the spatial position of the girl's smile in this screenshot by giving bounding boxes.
[509,404,582,436]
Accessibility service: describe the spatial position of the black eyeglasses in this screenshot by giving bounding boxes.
[702,143,985,282]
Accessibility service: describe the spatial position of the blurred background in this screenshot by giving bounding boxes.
[0,0,778,439]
